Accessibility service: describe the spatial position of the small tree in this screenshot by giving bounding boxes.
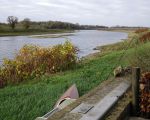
[22,18,31,30]
[7,16,18,30]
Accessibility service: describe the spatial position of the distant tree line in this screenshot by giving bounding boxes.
[3,16,148,30]
[109,25,149,30]
[1,16,108,30]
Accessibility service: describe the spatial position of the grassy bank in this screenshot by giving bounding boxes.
[0,30,150,120]
[0,29,74,37]
[0,49,130,120]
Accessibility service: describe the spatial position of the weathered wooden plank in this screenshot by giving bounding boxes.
[80,81,131,120]
[71,103,94,114]
[132,67,140,115]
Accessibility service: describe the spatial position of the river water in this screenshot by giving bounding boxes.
[0,30,127,65]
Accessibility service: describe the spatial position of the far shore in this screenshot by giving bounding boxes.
[0,29,74,37]
[98,28,135,33]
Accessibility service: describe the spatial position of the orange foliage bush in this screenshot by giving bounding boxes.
[139,32,150,43]
[135,28,149,34]
[140,72,150,118]
[0,41,78,87]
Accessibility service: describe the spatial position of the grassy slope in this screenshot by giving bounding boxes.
[0,49,129,120]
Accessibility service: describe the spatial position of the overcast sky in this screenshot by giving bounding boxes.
[0,0,150,26]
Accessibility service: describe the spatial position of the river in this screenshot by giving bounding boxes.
[0,30,127,65]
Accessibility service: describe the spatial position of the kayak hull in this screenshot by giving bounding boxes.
[55,84,79,108]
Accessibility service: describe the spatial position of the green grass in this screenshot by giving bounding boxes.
[0,49,129,120]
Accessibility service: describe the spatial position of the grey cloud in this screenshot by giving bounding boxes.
[0,0,150,26]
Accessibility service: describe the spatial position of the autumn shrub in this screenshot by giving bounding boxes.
[139,31,150,43]
[140,72,150,118]
[0,41,78,87]
[135,28,149,34]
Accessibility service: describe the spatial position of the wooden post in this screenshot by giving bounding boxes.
[132,67,140,116]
